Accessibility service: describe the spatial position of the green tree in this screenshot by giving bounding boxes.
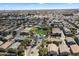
[0,48,5,52]
[18,46,24,56]
[21,38,32,48]
[38,48,48,56]
[8,48,17,53]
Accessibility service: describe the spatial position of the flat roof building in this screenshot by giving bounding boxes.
[0,39,14,49]
[0,41,3,46]
[70,45,79,55]
[48,44,58,56]
[52,28,61,37]
[65,37,76,47]
[9,42,21,49]
[63,27,72,36]
[4,35,13,41]
[59,43,70,56]
[20,27,32,35]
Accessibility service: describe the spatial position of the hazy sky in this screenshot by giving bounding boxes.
[0,3,79,10]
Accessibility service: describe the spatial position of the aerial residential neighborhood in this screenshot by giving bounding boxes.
[0,9,79,56]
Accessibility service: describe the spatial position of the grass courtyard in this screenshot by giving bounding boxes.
[31,27,48,36]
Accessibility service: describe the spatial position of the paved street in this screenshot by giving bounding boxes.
[60,30,65,44]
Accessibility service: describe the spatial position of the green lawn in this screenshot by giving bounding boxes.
[31,27,48,36]
[36,29,47,36]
